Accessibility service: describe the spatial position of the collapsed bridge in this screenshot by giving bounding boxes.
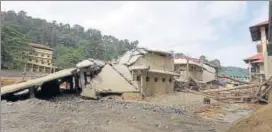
[1,58,105,99]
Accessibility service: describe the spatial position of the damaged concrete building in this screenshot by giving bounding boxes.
[173,56,219,89]
[81,48,179,99]
[174,56,203,82]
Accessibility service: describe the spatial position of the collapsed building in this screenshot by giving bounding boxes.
[173,56,218,90]
[81,48,179,99]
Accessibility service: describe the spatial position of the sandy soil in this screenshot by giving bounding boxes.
[227,103,272,132]
[1,94,227,132]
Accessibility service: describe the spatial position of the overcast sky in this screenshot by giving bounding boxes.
[1,1,269,68]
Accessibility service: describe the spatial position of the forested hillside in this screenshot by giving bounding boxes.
[1,10,138,69]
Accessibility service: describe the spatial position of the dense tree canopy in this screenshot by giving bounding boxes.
[1,10,139,69]
[1,25,32,69]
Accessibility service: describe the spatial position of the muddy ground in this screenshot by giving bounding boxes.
[1,94,228,132]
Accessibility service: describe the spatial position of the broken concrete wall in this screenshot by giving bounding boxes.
[175,64,203,81]
[136,72,174,96]
[202,64,216,83]
[87,64,138,93]
[133,53,174,72]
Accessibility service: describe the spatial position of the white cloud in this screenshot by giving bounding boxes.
[1,1,257,67]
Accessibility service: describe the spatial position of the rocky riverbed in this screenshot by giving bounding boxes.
[1,94,227,132]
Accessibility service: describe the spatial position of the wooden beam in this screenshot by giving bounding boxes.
[202,84,259,93]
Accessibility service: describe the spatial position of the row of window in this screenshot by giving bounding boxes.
[28,59,52,65]
[23,52,51,58]
[136,76,172,83]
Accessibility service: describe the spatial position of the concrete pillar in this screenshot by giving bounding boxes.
[140,74,145,99]
[261,27,269,79]
[37,65,40,73]
[79,71,85,89]
[29,86,36,98]
[69,77,74,91]
[84,72,88,85]
[75,75,80,94]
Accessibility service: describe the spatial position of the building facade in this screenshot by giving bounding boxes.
[249,21,272,79]
[244,53,265,81]
[87,48,178,98]
[24,43,55,73]
[127,49,178,96]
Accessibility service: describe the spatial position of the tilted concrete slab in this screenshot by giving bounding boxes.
[1,68,77,95]
[86,64,138,94]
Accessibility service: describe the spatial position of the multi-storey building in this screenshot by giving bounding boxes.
[249,21,272,79]
[24,43,55,73]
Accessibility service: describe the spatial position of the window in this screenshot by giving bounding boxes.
[162,78,165,82]
[136,76,141,81]
[41,54,44,57]
[48,55,50,58]
[36,59,38,63]
[29,59,32,61]
[146,77,150,82]
[169,78,172,83]
[154,77,158,82]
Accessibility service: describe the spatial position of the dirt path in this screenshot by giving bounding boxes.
[1,94,226,132]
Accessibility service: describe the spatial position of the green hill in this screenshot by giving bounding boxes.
[1,10,138,69]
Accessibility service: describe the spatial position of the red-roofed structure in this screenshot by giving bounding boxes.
[244,53,263,63]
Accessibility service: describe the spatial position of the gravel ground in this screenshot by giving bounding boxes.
[1,94,227,132]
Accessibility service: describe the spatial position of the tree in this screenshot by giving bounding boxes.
[1,10,140,69]
[1,25,32,69]
[199,55,208,63]
[174,52,184,57]
[209,59,221,68]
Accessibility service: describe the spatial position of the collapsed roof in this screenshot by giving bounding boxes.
[118,48,173,66]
